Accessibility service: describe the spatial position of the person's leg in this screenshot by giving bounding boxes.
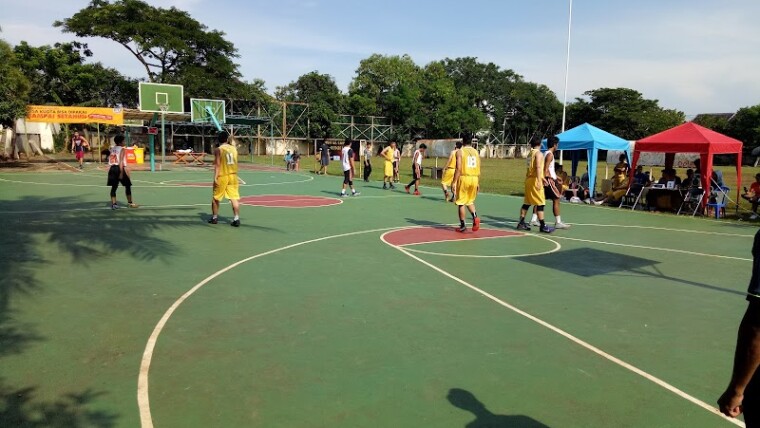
[110,184,118,206]
[230,199,240,219]
[341,171,350,195]
[518,204,530,227]
[467,204,479,231]
[211,198,220,217]
[457,204,466,232]
[530,205,538,225]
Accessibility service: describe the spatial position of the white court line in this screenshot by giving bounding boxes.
[569,222,753,238]
[399,233,527,247]
[551,236,752,262]
[403,232,560,259]
[0,203,209,215]
[380,231,745,428]
[487,221,753,262]
[137,225,403,428]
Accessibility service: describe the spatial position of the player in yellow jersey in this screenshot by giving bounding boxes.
[453,134,480,233]
[380,141,397,189]
[441,141,462,202]
[517,140,552,233]
[209,131,241,227]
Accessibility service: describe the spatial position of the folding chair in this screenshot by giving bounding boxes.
[677,188,705,216]
[619,185,643,210]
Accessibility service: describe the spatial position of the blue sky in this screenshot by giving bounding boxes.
[2,0,759,116]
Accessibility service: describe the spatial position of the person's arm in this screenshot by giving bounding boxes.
[349,152,355,178]
[81,136,89,148]
[413,151,420,175]
[118,149,126,178]
[543,152,552,179]
[70,139,75,152]
[719,300,760,418]
[213,148,221,184]
[535,152,544,190]
[453,149,463,187]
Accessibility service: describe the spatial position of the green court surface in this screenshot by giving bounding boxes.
[0,162,754,427]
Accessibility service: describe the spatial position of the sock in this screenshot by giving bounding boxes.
[471,212,477,220]
[540,219,546,228]
[460,220,465,228]
[519,216,525,224]
[352,189,356,194]
[341,190,346,195]
[531,214,538,223]
[212,215,218,220]
[556,216,562,224]
[233,215,239,221]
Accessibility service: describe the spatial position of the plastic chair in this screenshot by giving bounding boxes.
[706,186,730,219]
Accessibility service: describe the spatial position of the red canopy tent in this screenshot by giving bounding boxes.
[631,122,743,207]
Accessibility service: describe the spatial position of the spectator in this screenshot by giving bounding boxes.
[580,166,592,203]
[291,150,301,172]
[615,153,629,175]
[681,169,698,189]
[593,166,628,205]
[284,150,292,171]
[742,173,760,220]
[363,142,372,182]
[709,170,726,203]
[318,140,330,175]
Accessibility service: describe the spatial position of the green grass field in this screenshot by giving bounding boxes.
[0,157,755,427]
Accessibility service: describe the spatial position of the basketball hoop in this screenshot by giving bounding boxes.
[158,103,169,114]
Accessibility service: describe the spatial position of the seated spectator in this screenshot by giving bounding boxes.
[615,153,629,176]
[742,173,760,220]
[593,167,628,205]
[681,169,698,189]
[633,165,649,186]
[708,170,726,203]
[556,164,570,192]
[579,166,592,203]
[671,169,682,187]
[656,169,669,185]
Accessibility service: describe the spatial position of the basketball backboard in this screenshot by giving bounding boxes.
[139,82,184,113]
[190,99,226,124]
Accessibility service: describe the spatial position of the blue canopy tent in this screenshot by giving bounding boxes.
[543,123,632,196]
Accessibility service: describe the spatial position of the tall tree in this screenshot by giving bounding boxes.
[54,0,241,97]
[419,62,488,138]
[276,72,344,138]
[0,38,30,128]
[13,41,136,107]
[348,54,424,138]
[726,104,760,151]
[567,87,684,140]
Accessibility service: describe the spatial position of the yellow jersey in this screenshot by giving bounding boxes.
[446,149,458,169]
[218,144,238,176]
[526,148,543,179]
[382,147,394,162]
[460,146,480,177]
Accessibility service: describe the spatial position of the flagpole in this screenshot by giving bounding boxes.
[559,0,573,165]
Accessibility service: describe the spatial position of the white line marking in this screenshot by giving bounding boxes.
[137,226,403,428]
[380,232,745,427]
[552,236,752,262]
[0,203,208,215]
[403,233,560,258]
[399,233,527,247]
[569,222,753,238]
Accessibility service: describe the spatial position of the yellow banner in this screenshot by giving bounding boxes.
[26,105,124,125]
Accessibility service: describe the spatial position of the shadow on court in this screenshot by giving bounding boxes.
[516,248,745,297]
[447,388,550,428]
[0,195,204,427]
[0,380,117,427]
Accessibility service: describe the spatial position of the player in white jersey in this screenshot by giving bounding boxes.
[339,139,360,197]
[106,135,137,209]
[529,136,569,229]
[404,143,427,196]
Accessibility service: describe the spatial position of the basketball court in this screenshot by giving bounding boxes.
[0,161,753,427]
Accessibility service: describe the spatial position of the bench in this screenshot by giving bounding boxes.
[423,166,444,179]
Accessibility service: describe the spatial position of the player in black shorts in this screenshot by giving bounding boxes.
[106,136,138,209]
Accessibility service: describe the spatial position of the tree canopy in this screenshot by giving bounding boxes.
[54,0,242,97]
[567,87,685,140]
[0,38,30,127]
[13,41,136,107]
